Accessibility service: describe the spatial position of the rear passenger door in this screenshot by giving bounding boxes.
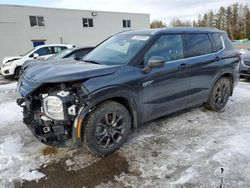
[182,33,222,106]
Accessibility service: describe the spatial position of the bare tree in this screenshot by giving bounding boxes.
[171,18,192,27]
[170,3,250,39]
[150,20,166,28]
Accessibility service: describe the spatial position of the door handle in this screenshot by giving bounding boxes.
[179,63,188,70]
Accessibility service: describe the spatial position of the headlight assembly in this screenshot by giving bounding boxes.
[43,96,65,120]
[3,61,12,67]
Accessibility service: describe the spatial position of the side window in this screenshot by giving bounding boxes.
[183,34,213,58]
[144,35,184,64]
[211,34,223,52]
[54,46,67,53]
[34,47,46,56]
[35,47,54,56]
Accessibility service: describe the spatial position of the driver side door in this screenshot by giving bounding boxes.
[137,34,191,122]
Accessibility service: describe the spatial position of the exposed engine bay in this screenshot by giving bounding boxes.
[17,82,90,146]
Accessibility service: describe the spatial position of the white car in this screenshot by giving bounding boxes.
[0,44,74,78]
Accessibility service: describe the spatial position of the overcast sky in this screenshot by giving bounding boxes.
[0,0,249,25]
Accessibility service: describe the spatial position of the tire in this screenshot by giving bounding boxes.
[14,67,21,80]
[84,100,131,155]
[205,77,231,111]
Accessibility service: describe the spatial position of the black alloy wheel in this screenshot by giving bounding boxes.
[84,101,131,155]
[205,77,231,111]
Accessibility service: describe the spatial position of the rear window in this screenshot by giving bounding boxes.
[183,34,213,58]
[211,34,223,52]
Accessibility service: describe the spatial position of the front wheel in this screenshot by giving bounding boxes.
[84,101,131,155]
[14,67,21,80]
[205,77,231,111]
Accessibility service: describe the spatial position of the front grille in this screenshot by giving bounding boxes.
[243,60,250,66]
[240,70,249,74]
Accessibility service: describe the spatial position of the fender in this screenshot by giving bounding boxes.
[72,85,140,147]
[207,69,237,102]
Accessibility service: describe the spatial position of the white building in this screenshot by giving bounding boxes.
[0,4,150,62]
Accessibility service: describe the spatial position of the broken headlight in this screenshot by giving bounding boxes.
[43,96,64,120]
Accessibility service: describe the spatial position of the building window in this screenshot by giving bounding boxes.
[123,20,131,28]
[29,16,45,27]
[82,18,94,27]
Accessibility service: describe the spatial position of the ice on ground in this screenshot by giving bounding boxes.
[19,169,45,181]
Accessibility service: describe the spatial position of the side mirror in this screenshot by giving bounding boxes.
[143,56,165,73]
[31,53,39,59]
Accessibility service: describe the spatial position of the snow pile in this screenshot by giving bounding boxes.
[0,135,24,171]
[0,102,22,128]
[0,82,17,91]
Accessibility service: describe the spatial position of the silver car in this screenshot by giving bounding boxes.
[240,51,250,79]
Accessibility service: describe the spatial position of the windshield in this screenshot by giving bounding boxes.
[21,47,36,56]
[47,49,73,60]
[83,34,150,65]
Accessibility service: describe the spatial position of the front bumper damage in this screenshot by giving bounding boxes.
[16,81,91,148]
[17,98,74,147]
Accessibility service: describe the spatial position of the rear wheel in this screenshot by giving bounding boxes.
[84,101,131,155]
[205,77,231,111]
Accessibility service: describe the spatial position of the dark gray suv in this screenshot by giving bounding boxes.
[17,28,240,155]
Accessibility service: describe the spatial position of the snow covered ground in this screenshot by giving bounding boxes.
[0,79,250,188]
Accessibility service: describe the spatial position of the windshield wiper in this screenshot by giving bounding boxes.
[83,59,102,65]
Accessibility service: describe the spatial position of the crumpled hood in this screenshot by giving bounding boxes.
[2,56,22,65]
[22,59,120,83]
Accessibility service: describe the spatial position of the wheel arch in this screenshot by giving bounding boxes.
[217,73,234,96]
[72,86,140,146]
[210,72,235,97]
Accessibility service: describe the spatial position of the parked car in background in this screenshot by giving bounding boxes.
[17,28,240,155]
[240,51,250,79]
[232,39,250,54]
[232,39,250,79]
[0,44,74,78]
[46,46,94,61]
[23,47,94,67]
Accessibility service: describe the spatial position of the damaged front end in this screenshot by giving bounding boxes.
[17,79,90,147]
